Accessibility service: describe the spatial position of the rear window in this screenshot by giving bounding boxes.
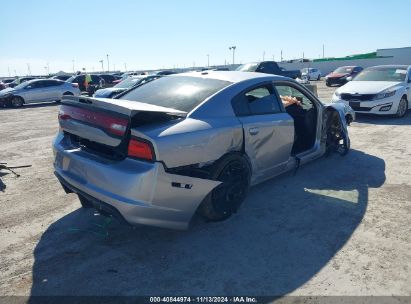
[118,76,232,112]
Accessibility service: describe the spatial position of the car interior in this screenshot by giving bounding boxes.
[275,84,318,155]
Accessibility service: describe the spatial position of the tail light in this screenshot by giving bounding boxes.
[58,105,128,137]
[128,138,155,161]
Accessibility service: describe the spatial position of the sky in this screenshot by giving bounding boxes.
[0,0,410,76]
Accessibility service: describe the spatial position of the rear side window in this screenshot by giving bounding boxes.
[119,76,232,112]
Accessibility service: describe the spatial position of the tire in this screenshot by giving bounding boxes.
[10,96,24,108]
[326,81,331,87]
[317,74,321,81]
[78,194,93,209]
[63,91,73,96]
[199,154,251,222]
[395,96,408,118]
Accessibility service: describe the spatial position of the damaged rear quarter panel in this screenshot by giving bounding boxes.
[131,117,243,169]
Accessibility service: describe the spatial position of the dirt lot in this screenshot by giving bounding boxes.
[0,81,410,298]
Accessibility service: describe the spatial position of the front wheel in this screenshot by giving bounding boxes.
[395,97,408,118]
[10,96,24,108]
[199,154,251,222]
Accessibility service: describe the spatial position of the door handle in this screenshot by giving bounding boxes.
[249,127,259,135]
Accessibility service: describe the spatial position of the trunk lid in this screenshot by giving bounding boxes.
[58,96,186,160]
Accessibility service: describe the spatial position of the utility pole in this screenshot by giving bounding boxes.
[229,46,236,66]
[281,50,283,62]
[263,51,265,61]
[26,63,31,76]
[72,60,75,73]
[106,54,110,72]
[207,54,210,67]
[47,62,50,75]
[8,67,11,77]
[124,63,127,72]
[99,60,104,72]
[322,44,325,58]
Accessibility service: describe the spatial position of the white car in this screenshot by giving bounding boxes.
[301,68,321,81]
[332,65,411,118]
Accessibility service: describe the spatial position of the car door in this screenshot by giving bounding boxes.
[21,81,45,103]
[233,83,294,183]
[40,80,61,101]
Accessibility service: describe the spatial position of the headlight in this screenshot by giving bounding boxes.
[373,90,396,100]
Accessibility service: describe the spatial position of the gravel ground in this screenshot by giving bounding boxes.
[0,80,410,298]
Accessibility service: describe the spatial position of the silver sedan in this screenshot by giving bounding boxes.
[0,79,80,107]
[53,71,353,230]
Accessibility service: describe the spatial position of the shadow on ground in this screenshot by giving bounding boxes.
[0,102,59,111]
[354,112,411,125]
[29,149,385,297]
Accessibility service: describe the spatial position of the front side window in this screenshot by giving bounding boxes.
[274,84,314,111]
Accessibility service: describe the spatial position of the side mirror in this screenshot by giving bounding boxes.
[346,76,353,82]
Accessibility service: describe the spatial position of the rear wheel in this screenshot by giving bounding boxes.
[10,96,24,108]
[199,154,251,221]
[395,97,408,118]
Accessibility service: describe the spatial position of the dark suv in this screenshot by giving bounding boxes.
[66,74,104,92]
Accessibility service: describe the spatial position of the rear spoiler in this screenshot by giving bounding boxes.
[61,95,188,117]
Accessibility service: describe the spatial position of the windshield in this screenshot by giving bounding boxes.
[14,82,30,90]
[119,76,232,112]
[354,67,407,82]
[236,63,259,72]
[114,77,144,88]
[334,67,353,74]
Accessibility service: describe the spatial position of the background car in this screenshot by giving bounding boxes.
[325,66,363,86]
[332,65,411,118]
[0,79,80,108]
[94,75,161,98]
[54,71,352,230]
[8,76,42,88]
[51,75,72,81]
[237,61,301,79]
[65,74,104,92]
[0,81,6,91]
[301,68,322,80]
[97,74,118,87]
[1,78,15,88]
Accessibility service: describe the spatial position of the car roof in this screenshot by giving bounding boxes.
[171,71,288,83]
[367,65,410,69]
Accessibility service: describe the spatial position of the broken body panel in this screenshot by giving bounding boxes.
[53,72,352,229]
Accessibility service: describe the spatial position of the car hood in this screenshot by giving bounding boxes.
[0,88,16,96]
[338,81,403,94]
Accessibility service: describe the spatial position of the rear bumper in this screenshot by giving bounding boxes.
[53,133,220,230]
